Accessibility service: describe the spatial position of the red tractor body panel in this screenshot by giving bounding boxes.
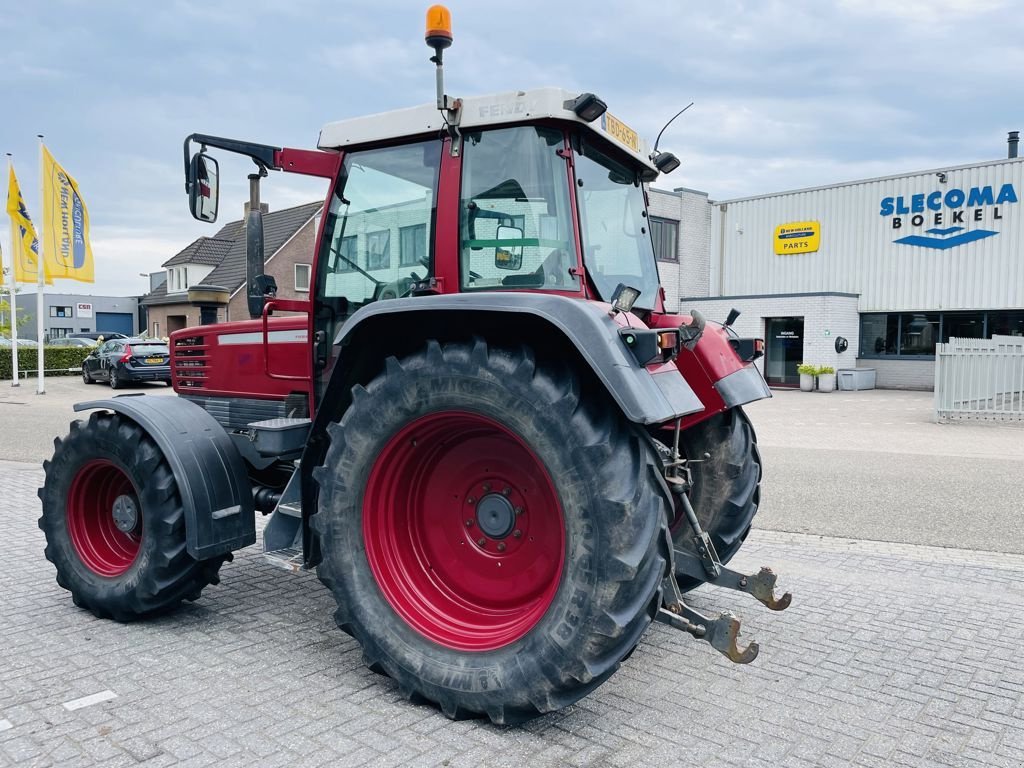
[171,316,311,402]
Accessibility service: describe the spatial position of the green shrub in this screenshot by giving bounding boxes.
[817,366,835,375]
[0,347,92,380]
[797,363,817,376]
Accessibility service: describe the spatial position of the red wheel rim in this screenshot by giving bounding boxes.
[364,411,565,651]
[66,459,142,577]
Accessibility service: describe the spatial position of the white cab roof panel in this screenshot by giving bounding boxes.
[318,87,657,174]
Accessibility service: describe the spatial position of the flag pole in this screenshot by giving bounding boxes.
[36,135,45,395]
[6,153,20,387]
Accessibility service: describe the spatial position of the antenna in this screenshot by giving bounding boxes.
[653,102,694,154]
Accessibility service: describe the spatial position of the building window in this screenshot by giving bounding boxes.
[989,311,1024,337]
[295,263,311,292]
[941,312,984,343]
[49,305,73,318]
[898,313,939,355]
[399,224,427,267]
[50,327,71,339]
[367,230,391,270]
[858,310,1024,358]
[337,235,359,273]
[649,217,679,263]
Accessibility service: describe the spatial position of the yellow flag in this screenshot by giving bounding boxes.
[41,145,94,283]
[6,165,49,284]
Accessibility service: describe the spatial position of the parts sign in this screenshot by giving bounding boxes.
[774,221,820,255]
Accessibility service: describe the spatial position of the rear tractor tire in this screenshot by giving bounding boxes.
[313,339,671,724]
[671,407,762,590]
[38,411,229,621]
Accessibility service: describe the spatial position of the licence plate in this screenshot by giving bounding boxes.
[145,357,164,364]
[601,112,640,153]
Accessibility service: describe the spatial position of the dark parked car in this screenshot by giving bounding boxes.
[69,331,129,342]
[47,337,97,348]
[82,338,171,388]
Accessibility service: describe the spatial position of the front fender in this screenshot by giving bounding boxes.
[73,395,255,560]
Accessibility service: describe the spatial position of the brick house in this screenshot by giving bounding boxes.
[142,201,322,336]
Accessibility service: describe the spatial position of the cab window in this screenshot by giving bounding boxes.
[459,126,579,292]
[316,140,441,314]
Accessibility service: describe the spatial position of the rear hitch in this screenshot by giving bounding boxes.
[674,547,793,612]
[656,601,759,664]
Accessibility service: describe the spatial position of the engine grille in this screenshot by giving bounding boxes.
[172,333,209,389]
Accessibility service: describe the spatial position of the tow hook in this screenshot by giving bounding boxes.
[677,309,705,350]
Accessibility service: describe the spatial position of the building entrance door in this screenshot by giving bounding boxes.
[765,317,804,387]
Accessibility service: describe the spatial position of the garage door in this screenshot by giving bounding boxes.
[95,312,134,337]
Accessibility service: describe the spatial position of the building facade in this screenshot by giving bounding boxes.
[142,202,322,336]
[664,150,1022,389]
[12,293,139,342]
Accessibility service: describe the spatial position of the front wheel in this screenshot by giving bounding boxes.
[671,407,762,589]
[38,411,229,620]
[312,339,670,724]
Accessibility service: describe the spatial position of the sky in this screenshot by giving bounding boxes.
[1,0,1021,297]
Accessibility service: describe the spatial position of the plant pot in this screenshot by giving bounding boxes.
[817,373,836,392]
[799,373,814,392]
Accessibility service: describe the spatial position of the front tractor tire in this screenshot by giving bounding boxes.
[38,411,229,621]
[672,407,762,589]
[313,339,670,724]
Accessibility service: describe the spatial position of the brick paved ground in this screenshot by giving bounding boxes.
[2,459,1022,767]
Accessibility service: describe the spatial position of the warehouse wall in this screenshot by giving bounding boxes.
[711,157,1024,312]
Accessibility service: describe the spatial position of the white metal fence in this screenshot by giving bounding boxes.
[935,335,1024,422]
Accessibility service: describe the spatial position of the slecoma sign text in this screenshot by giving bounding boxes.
[879,183,1018,249]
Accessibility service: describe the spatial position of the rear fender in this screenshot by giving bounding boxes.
[650,312,771,429]
[73,395,255,560]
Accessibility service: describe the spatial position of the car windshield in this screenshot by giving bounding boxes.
[574,139,660,310]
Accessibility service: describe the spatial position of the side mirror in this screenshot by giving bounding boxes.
[188,153,220,222]
[494,225,524,270]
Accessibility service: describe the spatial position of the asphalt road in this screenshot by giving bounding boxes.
[0,377,173,465]
[1,377,1022,554]
[744,389,1024,554]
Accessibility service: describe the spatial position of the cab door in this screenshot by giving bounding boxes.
[311,138,443,407]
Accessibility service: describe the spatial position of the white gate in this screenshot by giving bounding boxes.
[934,335,1024,422]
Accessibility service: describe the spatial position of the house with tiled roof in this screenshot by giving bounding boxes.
[142,201,322,336]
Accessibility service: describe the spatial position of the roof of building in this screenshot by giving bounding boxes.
[142,201,322,307]
[163,236,235,267]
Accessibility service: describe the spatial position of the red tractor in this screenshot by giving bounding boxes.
[40,6,789,724]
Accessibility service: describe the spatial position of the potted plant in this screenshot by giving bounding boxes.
[797,363,817,392]
[817,366,836,392]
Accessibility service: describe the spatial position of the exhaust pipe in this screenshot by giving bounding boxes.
[1010,131,1020,160]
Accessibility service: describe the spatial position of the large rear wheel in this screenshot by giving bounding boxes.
[671,407,762,589]
[38,411,229,620]
[313,339,670,724]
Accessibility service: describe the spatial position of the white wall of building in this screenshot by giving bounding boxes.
[647,187,711,307]
[679,293,861,377]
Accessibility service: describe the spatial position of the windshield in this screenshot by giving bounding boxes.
[460,126,579,292]
[574,140,660,310]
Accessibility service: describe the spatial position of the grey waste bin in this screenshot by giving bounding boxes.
[837,368,876,391]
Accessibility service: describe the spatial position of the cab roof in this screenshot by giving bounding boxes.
[318,87,658,177]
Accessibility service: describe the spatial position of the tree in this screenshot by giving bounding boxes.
[0,288,28,338]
